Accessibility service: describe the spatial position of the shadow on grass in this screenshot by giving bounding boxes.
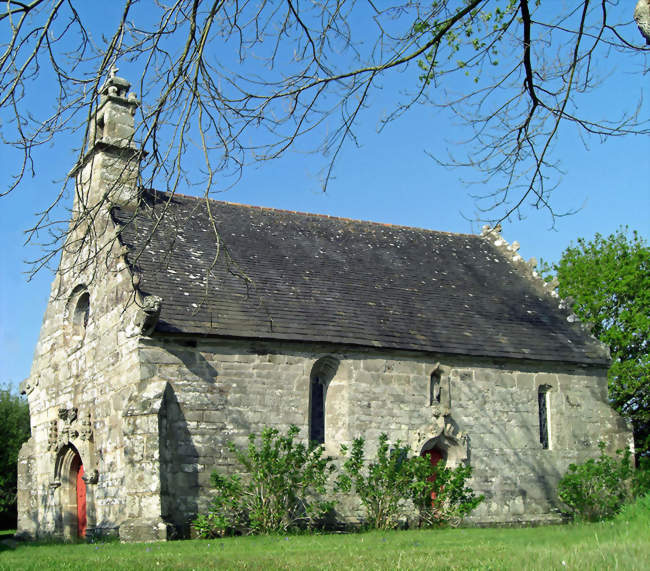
[0,531,122,555]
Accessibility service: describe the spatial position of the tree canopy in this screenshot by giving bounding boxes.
[0,386,30,528]
[549,229,650,457]
[0,1,648,275]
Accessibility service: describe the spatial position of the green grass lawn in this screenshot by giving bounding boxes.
[1,498,648,570]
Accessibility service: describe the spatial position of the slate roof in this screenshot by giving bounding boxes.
[113,190,609,365]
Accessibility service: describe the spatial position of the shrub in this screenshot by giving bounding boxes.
[195,425,335,536]
[558,442,649,522]
[336,434,483,529]
[192,511,230,539]
[408,457,484,528]
[336,434,415,530]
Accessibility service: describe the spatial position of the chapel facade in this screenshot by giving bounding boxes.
[17,73,632,541]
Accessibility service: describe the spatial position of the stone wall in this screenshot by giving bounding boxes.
[19,298,631,541]
[16,221,144,540]
[137,336,632,533]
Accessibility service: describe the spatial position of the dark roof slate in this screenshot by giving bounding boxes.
[113,190,609,365]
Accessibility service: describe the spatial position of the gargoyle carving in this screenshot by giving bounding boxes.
[126,295,163,337]
[20,376,39,396]
[82,469,99,485]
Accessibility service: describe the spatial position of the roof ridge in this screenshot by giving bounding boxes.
[141,188,479,238]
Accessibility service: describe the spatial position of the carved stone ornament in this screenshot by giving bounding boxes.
[59,425,70,447]
[20,376,39,396]
[126,295,163,337]
[80,412,93,441]
[52,407,84,450]
[82,469,99,485]
[433,414,464,441]
[47,420,58,451]
[430,403,445,418]
[412,416,469,468]
[443,419,466,442]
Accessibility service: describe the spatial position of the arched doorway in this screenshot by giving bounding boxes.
[421,447,446,500]
[55,445,87,538]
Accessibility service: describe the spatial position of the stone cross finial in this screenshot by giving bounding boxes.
[635,0,650,45]
[109,64,119,79]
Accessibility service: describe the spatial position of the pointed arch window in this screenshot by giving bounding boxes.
[308,356,339,445]
[538,385,551,449]
[309,376,325,444]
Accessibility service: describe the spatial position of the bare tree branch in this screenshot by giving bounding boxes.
[0,0,647,282]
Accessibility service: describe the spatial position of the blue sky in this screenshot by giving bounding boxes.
[1,3,649,390]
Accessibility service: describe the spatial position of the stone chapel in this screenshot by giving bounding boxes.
[17,72,632,541]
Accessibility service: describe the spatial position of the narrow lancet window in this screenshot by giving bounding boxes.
[309,376,325,444]
[538,386,550,449]
[308,356,339,445]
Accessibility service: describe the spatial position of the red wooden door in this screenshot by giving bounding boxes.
[76,463,87,538]
[422,448,444,500]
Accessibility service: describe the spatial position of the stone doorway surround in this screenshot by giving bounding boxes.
[54,444,87,539]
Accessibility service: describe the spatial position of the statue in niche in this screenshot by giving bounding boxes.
[430,364,451,418]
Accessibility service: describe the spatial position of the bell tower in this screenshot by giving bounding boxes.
[71,66,142,214]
